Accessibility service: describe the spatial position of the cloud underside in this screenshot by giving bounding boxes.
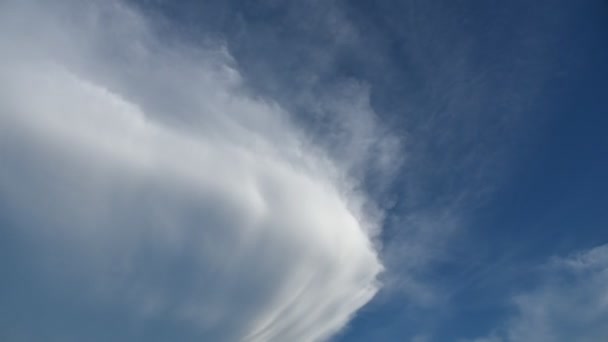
[0,1,383,341]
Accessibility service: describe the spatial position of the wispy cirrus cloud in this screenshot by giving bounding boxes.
[466,244,608,342]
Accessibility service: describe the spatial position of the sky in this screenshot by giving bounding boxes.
[0,0,607,341]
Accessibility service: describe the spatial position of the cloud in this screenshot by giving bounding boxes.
[0,1,389,341]
[467,244,608,342]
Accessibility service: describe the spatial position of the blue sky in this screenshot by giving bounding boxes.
[1,0,607,341]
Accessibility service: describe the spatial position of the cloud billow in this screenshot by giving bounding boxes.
[0,1,387,341]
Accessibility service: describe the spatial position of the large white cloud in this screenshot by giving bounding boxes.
[0,1,386,341]
[467,244,608,342]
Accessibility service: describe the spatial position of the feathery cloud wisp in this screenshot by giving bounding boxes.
[467,244,608,342]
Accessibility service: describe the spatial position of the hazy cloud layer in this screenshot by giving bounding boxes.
[0,1,391,341]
